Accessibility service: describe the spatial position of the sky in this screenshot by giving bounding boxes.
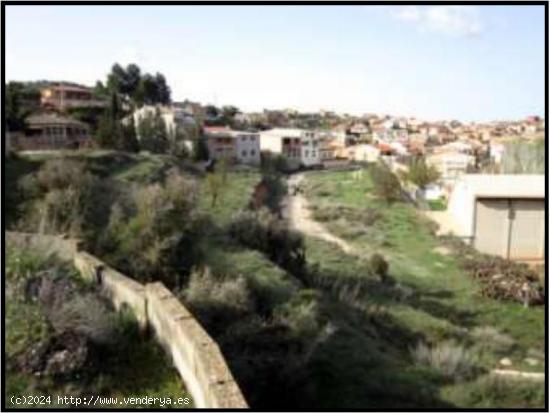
[5,5,546,122]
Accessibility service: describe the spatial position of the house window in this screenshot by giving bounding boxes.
[241,136,247,141]
[250,136,256,141]
[312,150,316,157]
[242,150,247,157]
[251,150,256,156]
[305,150,309,158]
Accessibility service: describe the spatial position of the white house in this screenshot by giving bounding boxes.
[259,128,321,169]
[132,105,196,141]
[427,152,475,185]
[233,131,261,165]
[446,174,545,260]
[347,144,380,163]
[204,127,260,165]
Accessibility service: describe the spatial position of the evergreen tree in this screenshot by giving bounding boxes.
[138,109,169,154]
[5,82,40,131]
[193,131,210,161]
[121,116,140,153]
[95,92,124,149]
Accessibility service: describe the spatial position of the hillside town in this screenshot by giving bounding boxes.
[6,77,545,191]
[5,67,546,265]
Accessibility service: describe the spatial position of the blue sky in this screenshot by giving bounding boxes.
[5,5,545,122]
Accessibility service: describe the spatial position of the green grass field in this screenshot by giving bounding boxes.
[301,168,545,407]
[6,151,544,408]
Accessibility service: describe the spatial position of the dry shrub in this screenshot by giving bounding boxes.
[450,374,545,408]
[370,161,403,204]
[464,256,543,305]
[183,267,255,326]
[370,253,393,285]
[443,237,544,306]
[104,169,200,286]
[274,290,322,338]
[38,275,116,345]
[18,159,116,241]
[48,295,117,345]
[411,340,480,381]
[229,209,306,279]
[470,326,515,354]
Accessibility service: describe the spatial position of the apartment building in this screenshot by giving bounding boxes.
[204,127,260,165]
[259,128,321,169]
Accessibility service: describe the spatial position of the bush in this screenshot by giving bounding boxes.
[470,326,515,354]
[183,267,255,327]
[47,294,117,345]
[274,290,322,339]
[370,161,402,204]
[403,156,440,190]
[411,340,480,381]
[229,210,306,280]
[447,374,545,408]
[102,169,201,287]
[369,253,390,283]
[17,159,117,243]
[261,153,289,175]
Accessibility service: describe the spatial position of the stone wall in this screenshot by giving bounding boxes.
[6,231,248,409]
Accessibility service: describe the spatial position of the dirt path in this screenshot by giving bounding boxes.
[283,173,358,255]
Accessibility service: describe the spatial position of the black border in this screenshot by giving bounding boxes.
[1,2,548,412]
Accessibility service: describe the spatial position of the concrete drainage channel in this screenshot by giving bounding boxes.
[6,232,249,409]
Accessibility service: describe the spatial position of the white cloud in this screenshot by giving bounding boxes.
[392,6,482,36]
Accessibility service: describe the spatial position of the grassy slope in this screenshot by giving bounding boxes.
[196,169,300,312]
[302,169,545,407]
[5,154,195,409]
[5,154,42,226]
[5,245,192,408]
[8,152,544,408]
[195,170,453,408]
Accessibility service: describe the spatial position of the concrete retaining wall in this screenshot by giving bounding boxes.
[6,231,248,409]
[73,251,148,329]
[146,283,247,408]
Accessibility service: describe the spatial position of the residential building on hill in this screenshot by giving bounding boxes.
[347,144,380,163]
[132,105,196,140]
[259,128,321,169]
[40,83,106,111]
[203,126,260,165]
[13,112,91,150]
[427,151,476,186]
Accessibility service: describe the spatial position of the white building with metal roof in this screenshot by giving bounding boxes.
[446,174,545,261]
